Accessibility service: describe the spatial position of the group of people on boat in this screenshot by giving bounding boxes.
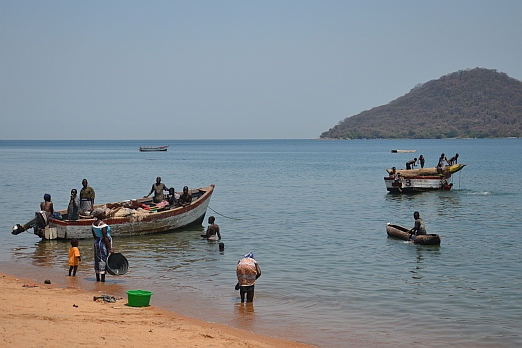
[403,153,459,172]
[144,176,193,208]
[38,179,95,222]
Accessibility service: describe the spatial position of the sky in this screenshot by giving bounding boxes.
[1,1,521,140]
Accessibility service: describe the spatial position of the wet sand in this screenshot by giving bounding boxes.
[0,272,316,348]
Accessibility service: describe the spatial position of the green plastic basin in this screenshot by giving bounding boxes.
[126,289,153,307]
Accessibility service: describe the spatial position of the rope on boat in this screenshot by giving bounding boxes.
[207,206,242,220]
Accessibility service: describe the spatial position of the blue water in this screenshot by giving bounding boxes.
[0,139,520,347]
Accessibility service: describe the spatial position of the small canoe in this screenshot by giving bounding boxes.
[386,223,441,246]
[391,149,416,153]
[139,145,169,152]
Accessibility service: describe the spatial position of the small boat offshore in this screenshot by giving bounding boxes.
[12,185,215,240]
[386,223,441,245]
[139,145,169,152]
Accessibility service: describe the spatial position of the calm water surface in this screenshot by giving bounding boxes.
[0,139,520,347]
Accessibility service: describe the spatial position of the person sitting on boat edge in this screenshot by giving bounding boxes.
[179,186,192,207]
[144,176,169,203]
[436,153,448,174]
[406,158,417,170]
[40,193,54,217]
[201,216,221,240]
[409,211,426,241]
[167,187,180,207]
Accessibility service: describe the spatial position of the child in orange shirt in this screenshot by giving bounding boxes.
[68,239,81,276]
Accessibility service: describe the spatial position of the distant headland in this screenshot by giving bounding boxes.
[320,68,522,139]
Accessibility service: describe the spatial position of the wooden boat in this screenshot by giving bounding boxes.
[386,223,440,245]
[139,145,169,152]
[384,163,465,193]
[386,163,465,177]
[391,149,416,153]
[12,185,215,240]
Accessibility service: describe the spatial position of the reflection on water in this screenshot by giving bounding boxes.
[233,303,256,331]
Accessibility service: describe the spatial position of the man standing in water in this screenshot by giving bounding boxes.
[201,216,221,240]
[80,179,95,215]
[409,211,426,241]
[236,252,261,303]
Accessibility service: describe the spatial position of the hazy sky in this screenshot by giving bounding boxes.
[1,1,521,140]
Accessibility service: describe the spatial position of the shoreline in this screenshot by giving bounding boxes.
[0,271,316,348]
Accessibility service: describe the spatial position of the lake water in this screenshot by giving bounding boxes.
[0,139,520,348]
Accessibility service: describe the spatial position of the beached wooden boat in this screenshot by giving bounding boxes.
[386,223,440,245]
[12,185,215,240]
[139,145,169,152]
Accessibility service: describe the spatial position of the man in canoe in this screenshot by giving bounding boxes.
[144,177,169,203]
[409,211,426,240]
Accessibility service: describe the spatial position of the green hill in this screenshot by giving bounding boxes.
[320,68,522,139]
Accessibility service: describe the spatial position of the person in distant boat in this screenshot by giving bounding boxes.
[406,158,417,170]
[447,153,459,165]
[436,153,448,174]
[236,252,261,303]
[179,186,192,206]
[144,177,169,203]
[390,167,397,178]
[167,187,180,207]
[67,189,80,220]
[91,208,113,283]
[201,216,221,240]
[80,179,95,215]
[418,155,425,168]
[409,211,426,240]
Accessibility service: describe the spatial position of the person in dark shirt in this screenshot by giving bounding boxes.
[418,155,425,168]
[144,177,169,203]
[409,211,426,240]
[179,186,192,207]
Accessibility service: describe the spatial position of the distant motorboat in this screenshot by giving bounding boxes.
[139,145,169,152]
[391,149,416,153]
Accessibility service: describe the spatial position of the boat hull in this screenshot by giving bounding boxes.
[139,145,169,152]
[46,185,214,240]
[386,223,440,245]
[384,176,452,193]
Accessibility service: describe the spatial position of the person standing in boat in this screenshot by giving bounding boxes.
[201,216,221,240]
[144,176,169,203]
[418,155,425,168]
[91,208,113,283]
[409,211,426,241]
[406,158,417,170]
[179,186,192,207]
[80,179,95,215]
[67,189,80,220]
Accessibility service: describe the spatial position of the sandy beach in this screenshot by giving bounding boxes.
[0,272,316,348]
